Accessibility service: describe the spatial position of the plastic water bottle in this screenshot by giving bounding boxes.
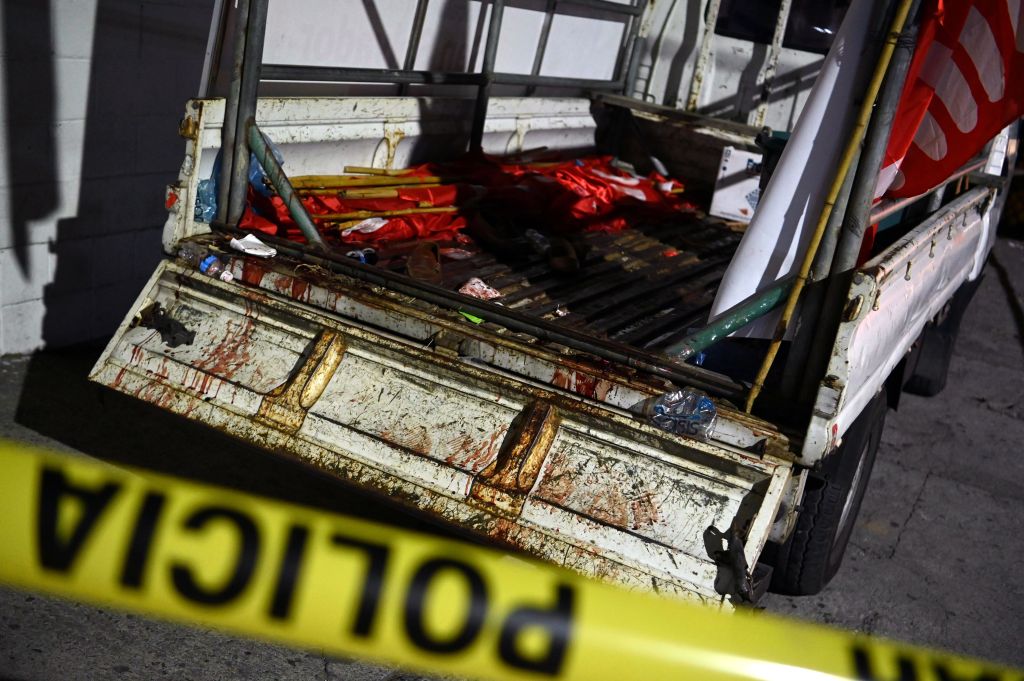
[650,389,717,441]
[199,254,234,282]
[177,244,234,282]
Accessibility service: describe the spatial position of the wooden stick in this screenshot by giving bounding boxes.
[343,166,415,176]
[295,183,446,198]
[317,206,458,221]
[290,175,449,188]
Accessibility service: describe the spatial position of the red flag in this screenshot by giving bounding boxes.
[878,0,1024,198]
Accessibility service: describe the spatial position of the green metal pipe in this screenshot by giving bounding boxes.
[247,123,329,251]
[664,280,792,361]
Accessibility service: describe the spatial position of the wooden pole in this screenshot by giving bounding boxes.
[317,206,458,221]
[290,175,450,188]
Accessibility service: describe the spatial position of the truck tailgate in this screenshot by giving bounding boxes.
[90,258,791,603]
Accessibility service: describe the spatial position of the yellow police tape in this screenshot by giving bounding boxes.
[0,440,1020,681]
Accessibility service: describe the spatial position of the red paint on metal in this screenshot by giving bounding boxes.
[552,368,571,390]
[380,425,434,456]
[136,382,175,410]
[193,318,255,382]
[290,278,310,302]
[573,372,599,398]
[536,462,574,507]
[265,272,310,303]
[551,368,611,401]
[444,433,476,457]
[165,191,178,210]
[585,487,630,527]
[446,427,507,472]
[240,260,269,286]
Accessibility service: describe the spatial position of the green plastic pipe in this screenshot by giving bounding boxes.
[247,123,329,251]
[664,280,792,361]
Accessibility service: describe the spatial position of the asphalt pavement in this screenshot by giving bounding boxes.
[2,240,1024,680]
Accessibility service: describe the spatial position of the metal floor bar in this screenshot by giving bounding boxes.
[376,215,743,356]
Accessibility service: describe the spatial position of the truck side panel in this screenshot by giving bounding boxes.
[802,187,996,462]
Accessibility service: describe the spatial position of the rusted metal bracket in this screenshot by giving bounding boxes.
[470,402,560,518]
[257,330,346,432]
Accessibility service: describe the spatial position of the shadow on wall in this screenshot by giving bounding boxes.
[2,0,212,352]
[9,1,211,453]
[1,0,59,282]
[44,0,214,348]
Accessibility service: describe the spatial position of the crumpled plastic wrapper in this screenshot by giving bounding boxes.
[650,389,717,441]
[229,234,277,258]
[459,277,502,300]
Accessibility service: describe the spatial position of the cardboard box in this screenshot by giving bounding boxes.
[709,146,763,223]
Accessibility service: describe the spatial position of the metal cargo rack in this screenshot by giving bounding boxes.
[217,0,649,228]
[209,0,788,401]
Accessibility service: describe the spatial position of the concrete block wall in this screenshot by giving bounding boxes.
[0,0,214,354]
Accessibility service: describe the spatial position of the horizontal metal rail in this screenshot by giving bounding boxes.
[561,0,644,15]
[261,65,626,91]
[261,65,484,85]
[868,159,988,225]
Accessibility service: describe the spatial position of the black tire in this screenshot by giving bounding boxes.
[903,276,981,397]
[768,391,887,596]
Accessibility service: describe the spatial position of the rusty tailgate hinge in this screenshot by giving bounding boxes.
[257,330,346,432]
[470,402,560,518]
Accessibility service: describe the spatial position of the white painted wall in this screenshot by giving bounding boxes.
[0,0,214,354]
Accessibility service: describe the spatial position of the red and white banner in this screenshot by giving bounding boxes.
[877,0,1024,198]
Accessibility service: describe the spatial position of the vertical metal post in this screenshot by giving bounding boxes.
[829,0,921,276]
[620,0,648,96]
[527,0,557,96]
[744,0,918,413]
[226,0,270,226]
[248,123,329,251]
[795,0,922,406]
[216,0,250,224]
[685,0,722,111]
[643,0,681,102]
[198,0,229,98]
[398,0,431,96]
[751,0,793,128]
[777,152,859,400]
[470,0,505,152]
[925,184,946,213]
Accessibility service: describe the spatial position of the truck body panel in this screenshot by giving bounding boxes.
[91,0,1018,601]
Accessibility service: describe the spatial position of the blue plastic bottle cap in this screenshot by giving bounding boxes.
[199,255,219,273]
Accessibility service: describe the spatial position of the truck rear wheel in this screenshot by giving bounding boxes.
[769,391,887,596]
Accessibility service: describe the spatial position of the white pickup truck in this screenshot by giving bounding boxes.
[90,0,1019,604]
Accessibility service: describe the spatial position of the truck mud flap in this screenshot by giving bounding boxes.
[91,260,791,603]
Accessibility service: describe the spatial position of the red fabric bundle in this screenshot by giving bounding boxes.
[240,154,693,245]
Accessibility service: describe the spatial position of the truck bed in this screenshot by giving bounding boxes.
[420,217,740,353]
